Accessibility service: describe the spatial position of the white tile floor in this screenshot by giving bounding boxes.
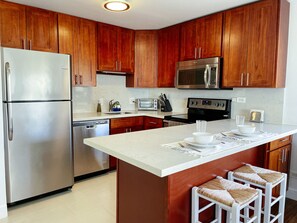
[0,171,116,223]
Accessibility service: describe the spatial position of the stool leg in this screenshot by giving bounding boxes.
[244,206,249,223]
[254,189,262,223]
[226,211,231,223]
[228,171,234,181]
[192,187,199,223]
[231,203,240,223]
[278,174,287,223]
[215,204,222,223]
[264,183,273,223]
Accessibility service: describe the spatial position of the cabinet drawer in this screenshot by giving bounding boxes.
[110,117,144,129]
[269,136,292,151]
[144,117,163,130]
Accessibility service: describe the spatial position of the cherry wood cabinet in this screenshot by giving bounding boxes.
[26,7,58,52]
[180,13,222,61]
[0,1,58,52]
[265,135,292,195]
[157,25,180,87]
[222,0,289,88]
[58,14,96,86]
[143,117,163,130]
[97,23,134,73]
[126,30,158,88]
[0,1,26,49]
[109,117,144,169]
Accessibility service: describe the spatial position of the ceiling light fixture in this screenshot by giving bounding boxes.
[103,0,130,12]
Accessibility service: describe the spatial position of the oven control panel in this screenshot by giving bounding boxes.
[188,98,228,111]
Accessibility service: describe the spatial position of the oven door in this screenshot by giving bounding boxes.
[175,58,220,89]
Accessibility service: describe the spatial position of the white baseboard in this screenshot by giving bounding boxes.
[287,187,297,200]
[0,204,7,219]
[287,172,297,200]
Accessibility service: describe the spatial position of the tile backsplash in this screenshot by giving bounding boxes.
[73,74,285,124]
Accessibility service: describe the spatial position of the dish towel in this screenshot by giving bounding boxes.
[161,139,240,157]
[219,131,278,143]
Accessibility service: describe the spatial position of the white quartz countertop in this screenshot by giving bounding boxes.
[73,110,183,122]
[84,119,297,177]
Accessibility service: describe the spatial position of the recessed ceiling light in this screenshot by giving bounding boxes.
[103,0,130,12]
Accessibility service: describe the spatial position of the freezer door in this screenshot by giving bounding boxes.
[1,47,71,101]
[4,101,73,203]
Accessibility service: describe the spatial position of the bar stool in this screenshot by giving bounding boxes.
[228,164,287,223]
[192,176,262,223]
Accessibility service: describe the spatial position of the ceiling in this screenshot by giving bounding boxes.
[7,0,258,30]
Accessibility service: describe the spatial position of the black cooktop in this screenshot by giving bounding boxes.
[164,98,232,124]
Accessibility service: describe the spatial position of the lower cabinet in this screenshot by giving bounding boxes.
[265,135,292,195]
[109,116,164,169]
[143,117,163,130]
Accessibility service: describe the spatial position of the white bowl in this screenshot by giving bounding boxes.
[237,125,256,134]
[192,132,214,144]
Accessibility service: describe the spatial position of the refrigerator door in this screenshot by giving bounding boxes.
[4,101,73,203]
[1,47,71,102]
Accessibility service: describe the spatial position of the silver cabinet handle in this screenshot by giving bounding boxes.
[119,61,122,71]
[284,148,287,162]
[22,39,26,49]
[199,47,202,58]
[29,40,32,50]
[246,73,250,86]
[240,73,244,86]
[6,103,13,141]
[74,75,78,85]
[280,138,289,142]
[281,149,285,163]
[116,61,118,71]
[149,122,157,125]
[79,75,83,84]
[194,48,197,59]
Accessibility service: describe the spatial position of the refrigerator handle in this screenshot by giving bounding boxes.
[7,103,13,141]
[5,62,12,101]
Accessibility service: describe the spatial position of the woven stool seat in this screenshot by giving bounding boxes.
[198,177,258,207]
[233,164,284,186]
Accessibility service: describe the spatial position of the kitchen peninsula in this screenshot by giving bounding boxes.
[84,120,297,223]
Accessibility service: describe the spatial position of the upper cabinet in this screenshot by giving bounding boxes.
[158,25,180,88]
[97,23,134,74]
[58,14,96,87]
[222,0,289,88]
[0,1,26,49]
[180,13,223,61]
[126,31,158,88]
[0,1,58,52]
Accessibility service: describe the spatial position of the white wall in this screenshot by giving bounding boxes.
[283,0,297,200]
[73,76,285,124]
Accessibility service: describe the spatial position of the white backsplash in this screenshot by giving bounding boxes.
[73,74,285,124]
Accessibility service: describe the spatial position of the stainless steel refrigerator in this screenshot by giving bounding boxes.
[1,47,74,204]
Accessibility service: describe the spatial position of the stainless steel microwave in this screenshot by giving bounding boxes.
[175,57,221,89]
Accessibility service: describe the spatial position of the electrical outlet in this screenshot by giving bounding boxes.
[129,97,135,105]
[237,97,246,103]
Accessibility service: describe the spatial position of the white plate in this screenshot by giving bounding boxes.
[231,129,262,137]
[104,111,121,114]
[184,137,220,148]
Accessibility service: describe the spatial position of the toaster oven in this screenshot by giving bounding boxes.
[136,98,158,111]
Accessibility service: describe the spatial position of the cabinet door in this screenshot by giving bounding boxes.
[118,28,135,73]
[268,148,282,172]
[26,7,58,52]
[77,19,97,86]
[180,20,197,61]
[246,0,277,87]
[0,1,26,49]
[127,31,157,87]
[58,14,79,86]
[97,23,118,71]
[200,13,223,58]
[144,117,163,130]
[222,7,249,87]
[158,25,180,87]
[279,145,291,174]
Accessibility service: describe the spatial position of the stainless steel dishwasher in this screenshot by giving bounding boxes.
[73,119,110,177]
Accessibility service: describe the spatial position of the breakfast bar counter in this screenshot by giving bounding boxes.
[84,120,297,223]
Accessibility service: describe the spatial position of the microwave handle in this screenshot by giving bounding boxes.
[204,66,208,88]
[207,65,211,86]
[204,65,211,88]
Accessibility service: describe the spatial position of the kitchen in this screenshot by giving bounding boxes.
[1,0,297,222]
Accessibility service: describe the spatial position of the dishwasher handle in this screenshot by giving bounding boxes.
[73,119,109,127]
